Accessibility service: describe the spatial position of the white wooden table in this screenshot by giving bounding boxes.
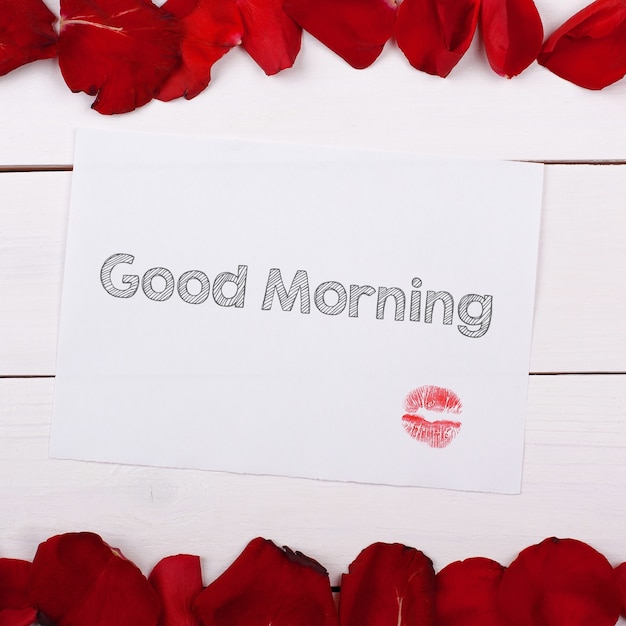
[1,0,625,613]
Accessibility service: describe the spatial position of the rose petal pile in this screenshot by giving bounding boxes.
[1,532,625,626]
[0,0,624,113]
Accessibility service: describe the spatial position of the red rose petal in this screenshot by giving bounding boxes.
[0,559,35,626]
[283,0,397,69]
[538,0,626,89]
[66,557,160,626]
[339,542,435,626]
[497,537,622,626]
[149,554,203,626]
[58,0,182,114]
[235,0,302,74]
[616,562,626,617]
[30,532,160,626]
[0,559,31,610]
[396,0,480,77]
[480,0,543,77]
[0,0,57,76]
[435,557,505,626]
[157,0,243,101]
[30,532,110,620]
[0,608,37,626]
[194,537,338,626]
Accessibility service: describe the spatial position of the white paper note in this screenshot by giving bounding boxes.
[51,129,543,493]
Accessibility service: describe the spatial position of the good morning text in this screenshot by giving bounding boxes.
[100,253,493,338]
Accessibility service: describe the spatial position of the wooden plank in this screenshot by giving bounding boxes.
[2,164,626,374]
[1,374,625,587]
[0,172,70,374]
[531,165,626,372]
[0,0,625,164]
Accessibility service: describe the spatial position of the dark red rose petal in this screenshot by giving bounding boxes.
[0,607,37,626]
[235,0,302,74]
[497,537,621,626]
[66,557,160,626]
[0,559,36,626]
[396,0,480,76]
[436,557,505,626]
[0,559,31,610]
[30,532,110,620]
[58,0,182,114]
[194,537,337,626]
[30,532,160,626]
[157,0,243,101]
[538,0,626,89]
[283,0,397,69]
[616,562,626,617]
[480,0,543,77]
[339,542,435,626]
[0,0,57,76]
[149,554,203,626]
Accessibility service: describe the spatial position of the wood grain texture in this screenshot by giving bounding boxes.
[531,165,626,372]
[2,165,626,374]
[1,375,624,583]
[0,172,69,374]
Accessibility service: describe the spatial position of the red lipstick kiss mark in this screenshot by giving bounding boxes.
[402,385,462,449]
